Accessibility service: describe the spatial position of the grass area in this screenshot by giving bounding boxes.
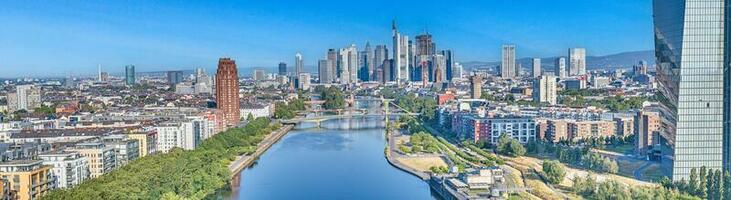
[616,159,645,177]
[641,164,666,182]
[601,143,634,154]
[396,156,447,172]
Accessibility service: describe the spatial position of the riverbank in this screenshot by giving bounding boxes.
[228,124,294,175]
[384,129,431,180]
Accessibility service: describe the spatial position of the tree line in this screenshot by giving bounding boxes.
[44,118,276,200]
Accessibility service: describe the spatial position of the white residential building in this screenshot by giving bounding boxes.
[39,151,90,188]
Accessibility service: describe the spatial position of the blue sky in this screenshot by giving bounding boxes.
[0,0,653,78]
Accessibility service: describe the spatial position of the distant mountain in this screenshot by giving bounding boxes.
[460,50,655,72]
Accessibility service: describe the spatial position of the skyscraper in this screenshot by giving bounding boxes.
[278,62,287,76]
[432,54,446,84]
[327,49,338,79]
[166,71,184,86]
[453,62,463,80]
[415,33,435,56]
[501,44,516,79]
[533,75,557,105]
[97,64,102,82]
[338,45,358,84]
[653,0,730,181]
[392,20,410,84]
[252,69,265,81]
[442,50,454,81]
[554,57,567,78]
[470,75,482,99]
[363,42,374,81]
[295,53,303,76]
[382,59,393,83]
[532,58,541,78]
[318,59,333,84]
[374,45,388,79]
[125,65,135,86]
[215,58,240,126]
[568,48,586,76]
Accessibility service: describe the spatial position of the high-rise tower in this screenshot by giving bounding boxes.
[215,58,241,126]
[653,0,731,181]
[295,53,303,76]
[501,44,516,79]
[568,48,586,76]
[125,65,135,86]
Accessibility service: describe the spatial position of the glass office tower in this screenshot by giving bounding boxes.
[653,0,730,181]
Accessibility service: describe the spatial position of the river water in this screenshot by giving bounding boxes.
[221,115,437,200]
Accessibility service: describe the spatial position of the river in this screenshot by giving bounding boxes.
[220,114,438,200]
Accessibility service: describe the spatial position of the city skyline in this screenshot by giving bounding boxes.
[0,0,653,77]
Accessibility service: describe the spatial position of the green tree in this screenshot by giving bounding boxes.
[689,168,699,196]
[700,166,708,197]
[542,160,566,184]
[246,113,254,121]
[496,134,525,157]
[321,86,345,110]
[723,171,731,200]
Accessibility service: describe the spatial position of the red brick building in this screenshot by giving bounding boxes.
[215,58,241,127]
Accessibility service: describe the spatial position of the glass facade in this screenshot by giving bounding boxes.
[653,0,729,181]
[125,65,135,86]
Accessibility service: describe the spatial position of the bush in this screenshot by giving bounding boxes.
[542,160,566,184]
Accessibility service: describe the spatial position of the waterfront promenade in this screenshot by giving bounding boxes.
[228,124,294,175]
[384,129,431,180]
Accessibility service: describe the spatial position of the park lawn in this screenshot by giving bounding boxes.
[602,143,634,154]
[396,156,448,172]
[641,164,666,182]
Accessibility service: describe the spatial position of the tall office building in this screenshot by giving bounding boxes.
[415,33,436,56]
[432,54,446,84]
[382,59,393,83]
[338,45,358,84]
[442,50,454,81]
[166,71,184,86]
[327,49,338,78]
[125,65,135,86]
[363,42,374,81]
[568,48,586,76]
[97,64,102,82]
[392,20,410,84]
[215,58,241,126]
[6,85,41,112]
[532,58,541,78]
[633,60,648,76]
[374,45,388,79]
[554,57,567,78]
[453,62,464,80]
[318,59,333,84]
[295,53,303,76]
[533,75,557,105]
[501,44,516,79]
[653,0,730,180]
[470,75,482,99]
[298,73,311,90]
[252,69,266,81]
[278,62,287,76]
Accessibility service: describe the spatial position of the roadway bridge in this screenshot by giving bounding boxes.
[281,113,418,126]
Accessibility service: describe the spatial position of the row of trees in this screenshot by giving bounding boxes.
[495,134,526,157]
[527,141,618,174]
[572,175,699,200]
[273,98,305,119]
[318,86,345,110]
[44,118,276,200]
[395,93,437,121]
[661,166,731,200]
[560,94,647,112]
